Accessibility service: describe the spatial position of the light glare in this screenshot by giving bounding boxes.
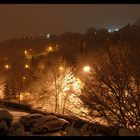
[48,46,53,51]
[25,64,29,69]
[59,66,64,71]
[5,64,10,69]
[22,77,26,80]
[24,50,28,55]
[83,66,90,73]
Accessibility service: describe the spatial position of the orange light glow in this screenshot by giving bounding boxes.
[59,66,64,71]
[25,64,29,69]
[24,50,28,55]
[48,46,53,52]
[22,77,26,80]
[83,66,90,73]
[5,64,10,70]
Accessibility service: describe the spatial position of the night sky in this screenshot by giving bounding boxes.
[0,4,140,41]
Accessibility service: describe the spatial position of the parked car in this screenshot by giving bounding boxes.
[19,113,44,130]
[0,110,13,128]
[31,115,70,134]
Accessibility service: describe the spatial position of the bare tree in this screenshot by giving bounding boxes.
[80,44,140,134]
[27,54,79,114]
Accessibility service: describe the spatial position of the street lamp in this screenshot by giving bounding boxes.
[24,50,28,55]
[59,66,64,71]
[24,64,29,69]
[22,77,26,80]
[83,66,90,73]
[48,46,53,52]
[4,64,10,70]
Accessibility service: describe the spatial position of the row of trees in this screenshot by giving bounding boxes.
[80,44,140,134]
[1,53,84,115]
[1,43,140,133]
[1,21,140,72]
[1,23,140,134]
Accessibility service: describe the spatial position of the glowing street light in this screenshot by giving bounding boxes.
[83,66,90,73]
[48,46,53,52]
[59,66,64,71]
[24,50,28,55]
[24,64,29,69]
[5,64,10,70]
[19,95,23,101]
[22,77,26,80]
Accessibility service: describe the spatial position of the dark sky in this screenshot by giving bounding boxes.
[0,4,140,41]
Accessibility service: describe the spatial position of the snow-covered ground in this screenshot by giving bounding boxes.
[0,107,65,136]
[0,107,29,123]
[0,106,95,136]
[0,107,134,136]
